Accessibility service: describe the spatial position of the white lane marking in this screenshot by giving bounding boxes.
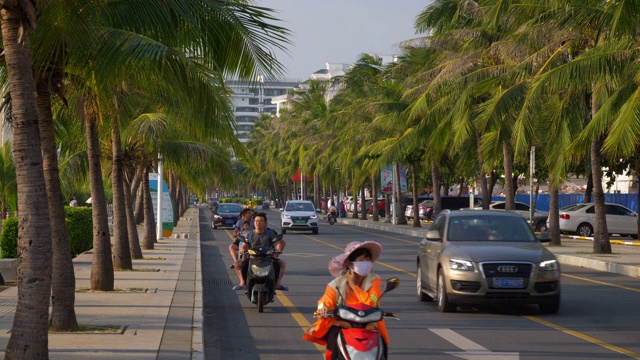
[430,328,520,360]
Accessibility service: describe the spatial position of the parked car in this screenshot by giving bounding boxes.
[211,203,243,229]
[280,200,319,234]
[417,210,561,314]
[407,196,480,221]
[367,198,386,217]
[346,197,373,213]
[405,200,433,221]
[476,201,549,232]
[551,202,638,238]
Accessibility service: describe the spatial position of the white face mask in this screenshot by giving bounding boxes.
[350,261,373,276]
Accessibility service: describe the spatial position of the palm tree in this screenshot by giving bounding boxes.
[1,2,53,358]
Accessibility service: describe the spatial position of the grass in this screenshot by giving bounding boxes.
[52,324,124,334]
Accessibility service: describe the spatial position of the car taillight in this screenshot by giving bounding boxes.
[560,214,570,220]
[419,206,425,211]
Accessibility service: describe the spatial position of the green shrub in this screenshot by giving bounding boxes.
[0,218,18,258]
[65,206,93,256]
[0,207,93,259]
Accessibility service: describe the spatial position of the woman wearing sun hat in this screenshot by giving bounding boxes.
[302,240,390,358]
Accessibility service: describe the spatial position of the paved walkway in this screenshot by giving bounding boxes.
[0,208,638,359]
[0,207,202,360]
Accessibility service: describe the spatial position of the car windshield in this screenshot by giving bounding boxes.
[447,215,536,242]
[286,202,315,212]
[218,204,241,213]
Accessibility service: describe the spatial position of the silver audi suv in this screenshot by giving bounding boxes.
[417,210,560,314]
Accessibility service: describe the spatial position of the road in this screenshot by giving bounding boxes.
[200,208,640,359]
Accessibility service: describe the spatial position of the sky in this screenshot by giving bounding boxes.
[256,0,432,80]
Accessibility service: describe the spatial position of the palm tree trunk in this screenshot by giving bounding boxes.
[359,184,367,220]
[272,172,284,208]
[111,124,132,270]
[124,176,142,259]
[591,136,611,253]
[548,179,561,246]
[36,80,78,331]
[371,174,379,222]
[432,158,441,216]
[2,7,53,357]
[503,142,515,210]
[477,133,490,209]
[410,164,420,227]
[134,170,145,224]
[142,167,156,249]
[83,95,114,291]
[394,162,407,224]
[584,172,593,203]
[169,173,179,226]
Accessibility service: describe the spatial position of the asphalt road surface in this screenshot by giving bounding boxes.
[200,208,640,359]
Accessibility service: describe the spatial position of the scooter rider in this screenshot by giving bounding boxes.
[230,208,254,270]
[327,203,338,222]
[234,212,288,291]
[302,241,390,358]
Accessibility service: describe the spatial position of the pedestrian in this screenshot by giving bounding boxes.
[69,196,79,207]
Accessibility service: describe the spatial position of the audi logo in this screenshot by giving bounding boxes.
[497,265,518,273]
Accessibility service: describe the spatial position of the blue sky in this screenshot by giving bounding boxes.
[257,0,432,80]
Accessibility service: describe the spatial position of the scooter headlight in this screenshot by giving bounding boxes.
[337,308,383,323]
[251,264,272,277]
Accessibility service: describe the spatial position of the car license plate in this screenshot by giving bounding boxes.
[493,277,523,288]
[225,220,234,225]
[294,220,306,225]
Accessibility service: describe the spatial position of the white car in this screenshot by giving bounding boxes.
[480,201,549,232]
[552,202,638,238]
[280,200,319,234]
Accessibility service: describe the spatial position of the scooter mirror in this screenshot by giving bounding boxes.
[383,277,400,294]
[237,235,246,242]
[274,234,284,242]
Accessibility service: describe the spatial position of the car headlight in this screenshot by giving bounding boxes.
[539,259,558,272]
[282,214,291,219]
[449,259,474,271]
[251,264,272,277]
[310,214,317,219]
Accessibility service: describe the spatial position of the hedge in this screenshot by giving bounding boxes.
[0,206,93,259]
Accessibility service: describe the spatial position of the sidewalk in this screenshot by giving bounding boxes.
[339,217,640,278]
[0,206,203,360]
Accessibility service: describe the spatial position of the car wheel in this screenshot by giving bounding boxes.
[312,228,318,235]
[539,296,560,314]
[632,234,639,239]
[281,229,287,234]
[437,270,456,313]
[416,265,432,302]
[536,221,548,232]
[576,223,593,237]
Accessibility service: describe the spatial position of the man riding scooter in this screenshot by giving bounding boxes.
[234,212,288,292]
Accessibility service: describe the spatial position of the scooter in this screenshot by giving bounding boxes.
[327,212,337,225]
[315,277,400,360]
[242,234,284,312]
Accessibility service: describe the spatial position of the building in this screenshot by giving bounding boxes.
[226,78,301,142]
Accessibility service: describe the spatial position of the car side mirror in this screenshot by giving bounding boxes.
[425,230,441,241]
[538,231,552,242]
[279,208,284,211]
[316,208,321,213]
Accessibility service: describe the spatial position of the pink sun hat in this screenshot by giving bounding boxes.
[328,241,382,277]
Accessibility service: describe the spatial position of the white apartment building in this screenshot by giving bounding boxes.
[226,78,301,142]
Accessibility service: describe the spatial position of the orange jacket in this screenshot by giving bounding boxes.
[302,274,390,346]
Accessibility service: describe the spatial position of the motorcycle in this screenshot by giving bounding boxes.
[327,212,338,225]
[315,277,400,360]
[240,234,284,312]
